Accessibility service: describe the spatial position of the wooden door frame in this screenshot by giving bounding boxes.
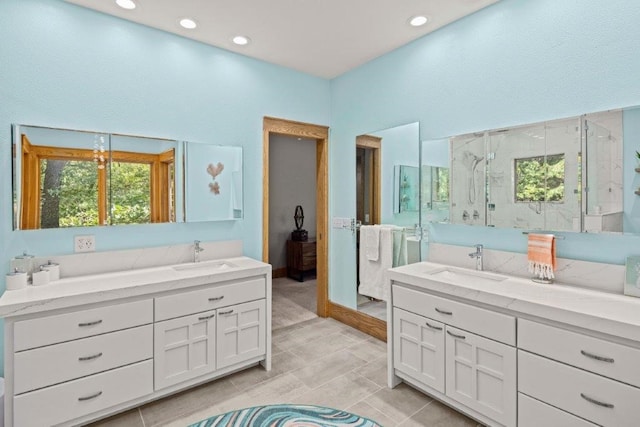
[355,135,381,225]
[263,117,329,317]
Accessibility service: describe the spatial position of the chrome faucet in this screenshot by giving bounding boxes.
[468,244,483,271]
[194,240,205,263]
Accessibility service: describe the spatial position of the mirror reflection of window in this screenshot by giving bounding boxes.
[515,154,565,203]
[16,127,178,229]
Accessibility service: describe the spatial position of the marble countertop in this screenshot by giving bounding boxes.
[388,261,640,343]
[0,256,270,318]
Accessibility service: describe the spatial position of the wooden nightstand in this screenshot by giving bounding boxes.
[286,239,317,281]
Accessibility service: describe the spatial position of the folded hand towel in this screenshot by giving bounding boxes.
[362,225,380,261]
[527,233,556,280]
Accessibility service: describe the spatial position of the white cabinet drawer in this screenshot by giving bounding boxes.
[14,299,153,351]
[518,350,640,426]
[14,359,153,427]
[519,318,640,388]
[155,278,265,321]
[392,285,515,345]
[518,393,597,427]
[14,324,152,394]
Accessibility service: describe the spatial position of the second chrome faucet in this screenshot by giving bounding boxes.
[194,240,205,263]
[468,244,483,271]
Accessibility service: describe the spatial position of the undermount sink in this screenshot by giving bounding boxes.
[173,260,238,272]
[424,266,508,284]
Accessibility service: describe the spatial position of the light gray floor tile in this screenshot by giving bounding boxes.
[89,409,144,427]
[289,330,358,361]
[292,349,368,389]
[347,400,398,427]
[346,336,387,361]
[398,400,479,427]
[355,355,389,388]
[228,350,306,391]
[340,325,381,343]
[272,292,317,329]
[140,377,240,426]
[294,371,381,409]
[364,383,433,423]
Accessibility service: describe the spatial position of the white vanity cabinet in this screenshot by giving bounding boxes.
[518,319,640,427]
[9,299,154,427]
[1,258,272,427]
[390,283,517,427]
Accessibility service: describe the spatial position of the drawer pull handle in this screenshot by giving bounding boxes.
[78,320,102,327]
[78,391,103,402]
[580,393,614,409]
[446,330,466,340]
[198,314,216,321]
[580,350,614,363]
[435,308,453,315]
[219,309,234,315]
[78,352,103,361]
[425,322,443,331]
[208,296,225,302]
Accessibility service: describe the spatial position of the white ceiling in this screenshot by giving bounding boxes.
[65,0,499,79]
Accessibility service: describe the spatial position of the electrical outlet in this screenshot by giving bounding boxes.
[74,235,96,253]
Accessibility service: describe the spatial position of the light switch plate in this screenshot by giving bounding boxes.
[74,235,96,253]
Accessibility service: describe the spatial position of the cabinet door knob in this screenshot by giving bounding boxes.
[208,296,224,302]
[78,352,103,361]
[425,321,443,331]
[435,308,453,315]
[218,309,234,315]
[78,320,102,327]
[78,391,103,401]
[580,393,614,409]
[580,350,614,363]
[446,330,466,340]
[198,314,216,321]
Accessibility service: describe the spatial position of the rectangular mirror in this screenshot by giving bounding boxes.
[184,142,243,221]
[12,124,182,230]
[446,108,627,233]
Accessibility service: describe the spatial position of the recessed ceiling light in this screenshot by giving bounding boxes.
[179,18,197,29]
[115,0,136,10]
[409,15,429,27]
[232,36,250,46]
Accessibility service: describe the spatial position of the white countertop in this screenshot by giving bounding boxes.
[388,261,640,344]
[0,256,270,318]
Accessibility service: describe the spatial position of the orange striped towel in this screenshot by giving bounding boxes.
[527,234,556,280]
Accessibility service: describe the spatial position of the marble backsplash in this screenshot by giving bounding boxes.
[428,242,625,294]
[11,240,243,280]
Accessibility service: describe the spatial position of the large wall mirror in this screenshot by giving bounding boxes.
[12,124,183,230]
[438,106,639,234]
[12,124,245,230]
[354,122,421,322]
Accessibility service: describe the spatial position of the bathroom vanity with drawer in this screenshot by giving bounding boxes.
[387,262,640,427]
[0,256,271,427]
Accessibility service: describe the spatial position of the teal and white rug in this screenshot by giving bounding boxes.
[189,404,382,427]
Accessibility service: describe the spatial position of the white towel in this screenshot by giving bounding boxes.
[359,226,393,301]
[392,230,408,267]
[361,225,380,261]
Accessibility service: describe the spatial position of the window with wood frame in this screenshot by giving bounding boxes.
[20,134,175,229]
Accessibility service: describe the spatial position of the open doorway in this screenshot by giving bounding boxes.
[262,117,329,324]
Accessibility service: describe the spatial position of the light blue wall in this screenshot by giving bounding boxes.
[329,0,640,306]
[0,0,330,374]
[0,0,329,260]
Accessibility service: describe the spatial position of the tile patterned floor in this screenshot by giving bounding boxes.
[89,281,482,427]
